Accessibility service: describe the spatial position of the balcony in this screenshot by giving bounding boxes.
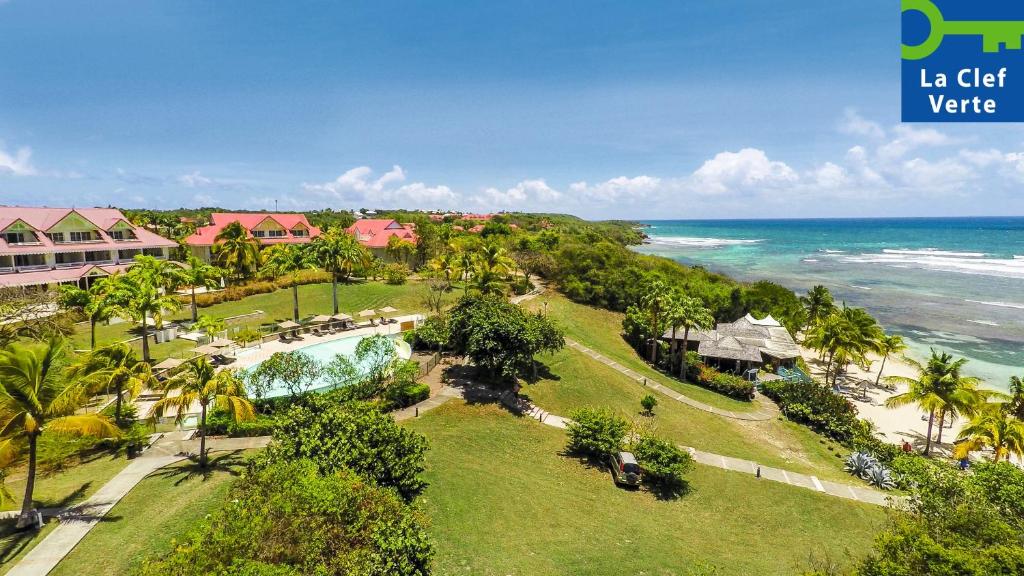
[85,259,115,266]
[0,266,14,274]
[54,261,86,269]
[16,264,50,272]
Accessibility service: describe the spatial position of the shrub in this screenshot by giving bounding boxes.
[187,271,332,308]
[631,435,693,498]
[761,378,859,442]
[135,459,432,576]
[640,394,658,415]
[385,382,430,410]
[845,452,878,479]
[383,263,411,285]
[565,407,628,459]
[228,416,277,438]
[267,396,428,502]
[694,365,755,400]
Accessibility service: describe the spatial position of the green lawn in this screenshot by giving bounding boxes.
[70,279,437,359]
[1,450,130,512]
[405,401,885,576]
[523,292,761,412]
[50,450,251,576]
[528,347,853,482]
[0,518,57,574]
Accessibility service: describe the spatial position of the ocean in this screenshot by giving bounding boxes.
[635,217,1024,392]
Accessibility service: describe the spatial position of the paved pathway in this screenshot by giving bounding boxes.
[565,339,779,422]
[498,391,893,507]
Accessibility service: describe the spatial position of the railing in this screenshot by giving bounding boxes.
[54,238,104,244]
[54,261,86,269]
[16,264,50,272]
[0,266,14,274]
[85,259,115,266]
[418,352,442,377]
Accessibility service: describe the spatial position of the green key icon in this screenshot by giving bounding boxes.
[902,0,1024,60]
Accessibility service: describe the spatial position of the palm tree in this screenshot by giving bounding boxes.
[116,270,182,363]
[800,285,835,330]
[153,358,254,467]
[0,338,119,528]
[469,260,507,295]
[57,276,122,350]
[873,334,907,388]
[131,255,185,292]
[640,280,672,364]
[213,221,260,281]
[386,235,416,266]
[457,249,476,294]
[178,255,224,322]
[478,243,514,275]
[885,349,985,455]
[953,403,1024,463]
[1007,375,1024,420]
[311,229,368,315]
[70,343,155,426]
[427,251,458,291]
[260,244,316,322]
[666,295,714,379]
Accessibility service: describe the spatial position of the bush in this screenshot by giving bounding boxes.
[631,435,693,498]
[267,395,429,502]
[694,365,755,400]
[565,407,628,459]
[228,416,277,438]
[135,460,432,576]
[640,394,658,415]
[383,263,411,285]
[761,378,859,442]
[187,271,332,308]
[385,382,430,410]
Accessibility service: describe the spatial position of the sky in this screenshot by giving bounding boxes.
[1,0,1022,219]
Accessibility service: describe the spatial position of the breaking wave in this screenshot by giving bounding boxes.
[833,248,1024,280]
[649,236,764,248]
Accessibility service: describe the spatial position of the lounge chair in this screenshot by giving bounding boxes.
[278,332,291,343]
[311,327,324,337]
[211,354,236,366]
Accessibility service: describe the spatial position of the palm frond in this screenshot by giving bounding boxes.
[47,414,120,438]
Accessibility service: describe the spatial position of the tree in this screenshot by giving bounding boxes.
[874,334,907,388]
[260,244,316,321]
[192,315,226,338]
[386,235,416,265]
[57,276,122,350]
[415,314,450,353]
[268,396,429,502]
[131,254,185,292]
[136,460,433,576]
[954,403,1024,463]
[114,268,182,363]
[799,285,835,330]
[640,394,658,415]
[565,407,628,459]
[247,351,322,401]
[70,343,156,426]
[448,295,565,382]
[213,221,260,281]
[178,255,224,322]
[1007,375,1024,420]
[639,280,672,363]
[666,295,714,379]
[311,229,369,315]
[0,338,119,528]
[153,358,254,467]
[630,434,694,498]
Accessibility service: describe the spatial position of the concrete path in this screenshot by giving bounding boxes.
[565,339,779,422]
[498,392,893,507]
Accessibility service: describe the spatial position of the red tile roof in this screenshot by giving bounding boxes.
[346,219,417,248]
[0,263,131,288]
[0,206,177,256]
[184,212,321,246]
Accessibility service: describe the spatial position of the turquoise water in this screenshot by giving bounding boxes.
[243,333,403,398]
[635,217,1024,391]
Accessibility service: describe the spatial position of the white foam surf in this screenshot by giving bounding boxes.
[838,250,1024,280]
[966,299,1024,310]
[650,236,764,248]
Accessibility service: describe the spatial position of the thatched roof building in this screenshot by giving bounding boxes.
[661,313,800,371]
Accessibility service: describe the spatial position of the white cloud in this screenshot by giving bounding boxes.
[178,171,214,188]
[478,179,562,207]
[0,144,36,176]
[191,193,218,206]
[877,125,953,161]
[808,162,848,189]
[838,108,885,139]
[569,175,662,203]
[691,148,798,194]
[302,165,456,209]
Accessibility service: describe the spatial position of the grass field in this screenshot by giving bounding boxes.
[1,450,129,512]
[49,450,251,576]
[528,346,853,482]
[69,279,437,359]
[523,292,761,412]
[0,519,57,574]
[405,401,884,576]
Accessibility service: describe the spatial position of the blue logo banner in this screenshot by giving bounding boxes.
[902,0,1024,122]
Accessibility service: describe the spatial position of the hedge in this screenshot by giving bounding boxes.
[693,364,755,400]
[185,270,333,308]
[760,378,860,443]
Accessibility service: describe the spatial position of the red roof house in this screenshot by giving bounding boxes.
[184,213,320,247]
[346,219,417,249]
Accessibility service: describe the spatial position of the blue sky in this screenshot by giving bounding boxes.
[1,0,1022,219]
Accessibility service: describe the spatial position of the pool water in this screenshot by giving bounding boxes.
[244,333,410,398]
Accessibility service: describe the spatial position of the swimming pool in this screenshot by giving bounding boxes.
[243,333,411,398]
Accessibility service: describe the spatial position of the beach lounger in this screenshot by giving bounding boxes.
[311,327,324,337]
[278,333,291,343]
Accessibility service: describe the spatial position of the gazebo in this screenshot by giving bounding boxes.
[697,336,763,374]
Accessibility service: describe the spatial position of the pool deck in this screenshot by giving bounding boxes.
[230,313,423,370]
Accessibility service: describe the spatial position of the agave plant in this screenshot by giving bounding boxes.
[844,452,878,479]
[866,465,896,490]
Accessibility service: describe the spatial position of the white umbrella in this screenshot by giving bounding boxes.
[208,338,234,348]
[379,306,398,314]
[358,309,376,318]
[152,358,184,370]
[194,344,219,355]
[331,313,352,321]
[278,320,300,330]
[311,314,332,323]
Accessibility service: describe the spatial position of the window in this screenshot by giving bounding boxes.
[290,229,307,237]
[251,230,267,238]
[109,230,124,240]
[47,232,66,243]
[5,232,24,244]
[69,231,92,242]
[267,229,286,238]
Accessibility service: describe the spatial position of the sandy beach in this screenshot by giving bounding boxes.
[799,347,966,454]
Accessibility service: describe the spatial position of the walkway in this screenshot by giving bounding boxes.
[565,339,779,422]
[500,392,893,507]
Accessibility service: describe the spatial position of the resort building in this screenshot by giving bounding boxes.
[346,219,417,260]
[184,212,321,262]
[662,313,801,373]
[0,206,177,288]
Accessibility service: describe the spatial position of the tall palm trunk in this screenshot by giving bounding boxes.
[292,284,300,322]
[198,402,208,467]
[874,354,888,387]
[141,320,151,363]
[190,286,198,322]
[680,327,691,379]
[114,384,124,426]
[936,409,946,444]
[331,276,339,315]
[669,326,678,371]
[924,409,935,455]
[16,435,38,529]
[90,316,98,350]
